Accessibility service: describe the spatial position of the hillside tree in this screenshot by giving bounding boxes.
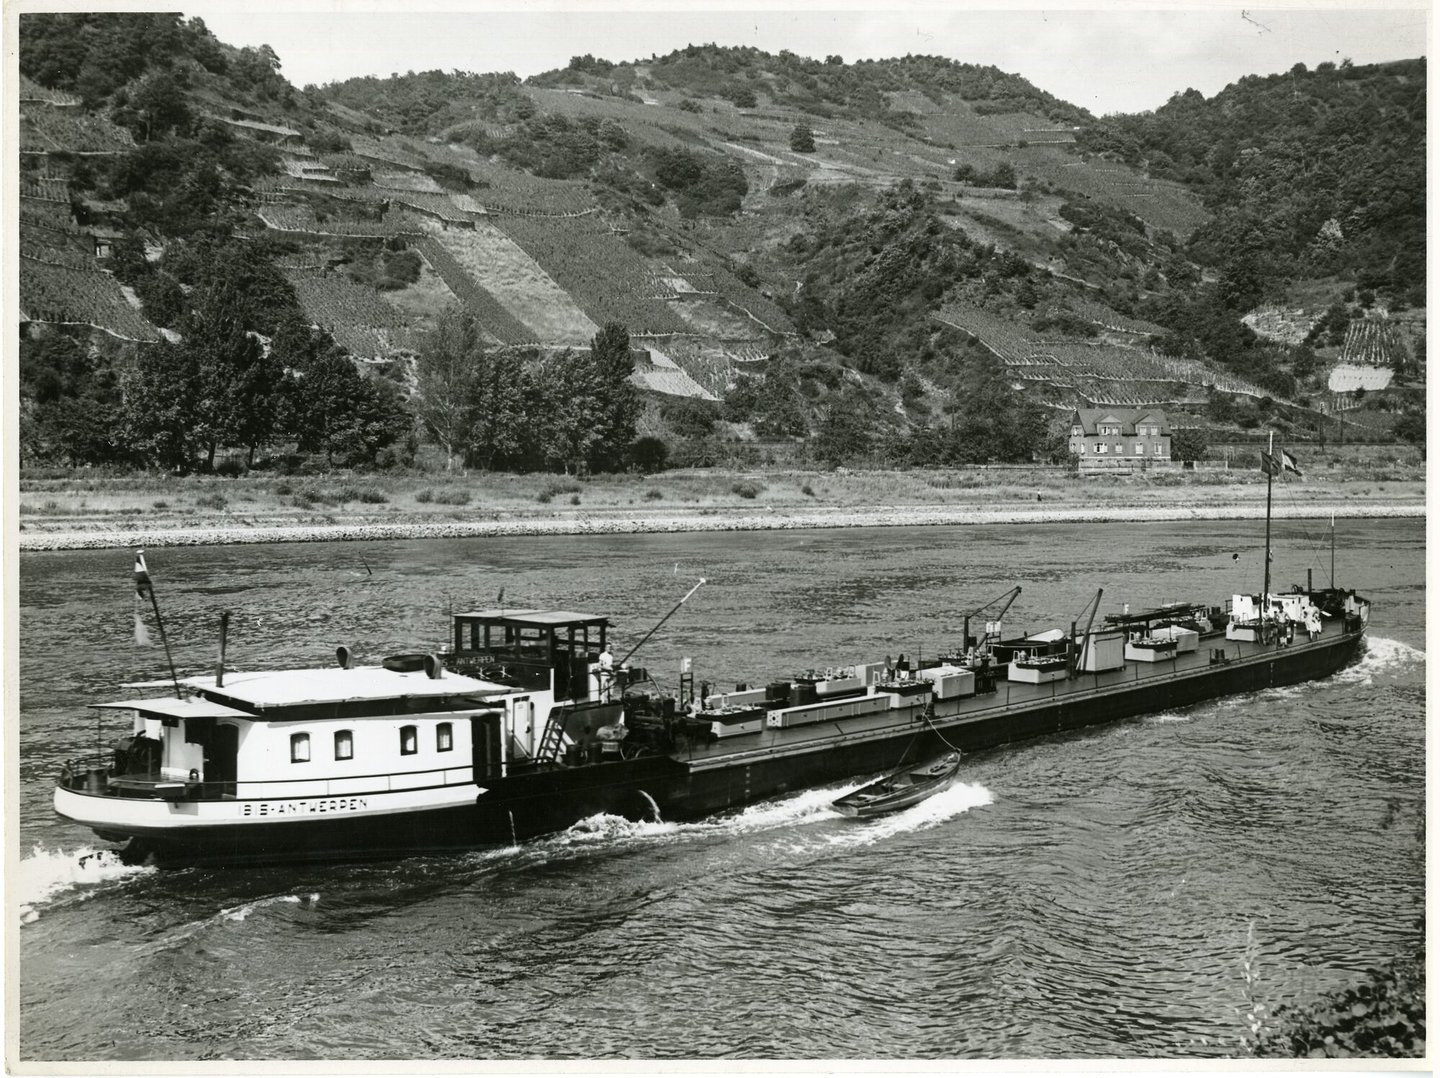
[588,322,641,470]
[416,309,484,470]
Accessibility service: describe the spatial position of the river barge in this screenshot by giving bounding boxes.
[54,574,1369,865]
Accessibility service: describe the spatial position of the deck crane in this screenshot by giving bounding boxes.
[962,585,1022,656]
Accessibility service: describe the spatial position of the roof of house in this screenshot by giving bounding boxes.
[1070,407,1170,436]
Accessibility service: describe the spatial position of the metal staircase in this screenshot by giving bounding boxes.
[536,708,569,764]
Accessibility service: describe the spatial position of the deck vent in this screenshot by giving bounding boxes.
[423,653,442,680]
[336,645,352,669]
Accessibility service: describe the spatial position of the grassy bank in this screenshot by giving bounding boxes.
[15,456,1424,549]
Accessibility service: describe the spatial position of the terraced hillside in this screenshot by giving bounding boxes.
[17,17,1425,463]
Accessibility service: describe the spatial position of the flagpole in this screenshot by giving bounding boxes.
[1263,432,1273,628]
[1331,512,1336,588]
[136,550,182,699]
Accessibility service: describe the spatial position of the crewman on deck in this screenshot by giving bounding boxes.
[599,645,615,700]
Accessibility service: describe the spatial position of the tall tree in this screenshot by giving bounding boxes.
[180,281,284,469]
[119,340,204,471]
[533,349,604,473]
[415,309,483,470]
[588,322,640,471]
[467,348,529,470]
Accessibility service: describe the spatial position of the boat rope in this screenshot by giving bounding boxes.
[922,705,964,755]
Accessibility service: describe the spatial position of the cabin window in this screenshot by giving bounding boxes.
[437,722,453,752]
[400,725,418,755]
[335,730,353,760]
[290,732,311,763]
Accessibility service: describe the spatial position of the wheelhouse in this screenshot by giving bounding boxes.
[447,609,611,701]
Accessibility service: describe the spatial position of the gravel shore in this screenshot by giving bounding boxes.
[17,501,1424,552]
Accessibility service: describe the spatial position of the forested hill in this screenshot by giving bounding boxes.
[1080,58,1425,306]
[17,15,1427,476]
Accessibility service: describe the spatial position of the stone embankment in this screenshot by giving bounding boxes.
[18,502,1424,552]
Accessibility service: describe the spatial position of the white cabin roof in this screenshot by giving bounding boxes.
[176,666,508,709]
[91,697,254,719]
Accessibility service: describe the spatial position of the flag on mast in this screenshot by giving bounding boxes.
[1280,448,1303,477]
[134,550,152,598]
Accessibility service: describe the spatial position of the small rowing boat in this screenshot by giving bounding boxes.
[832,751,961,818]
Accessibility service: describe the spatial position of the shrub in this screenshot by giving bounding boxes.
[644,489,664,501]
[431,489,471,506]
[273,481,294,496]
[539,479,582,501]
[194,492,227,510]
[731,480,765,499]
[152,500,169,510]
[415,488,435,504]
[536,490,552,504]
[569,494,581,505]
[801,483,814,497]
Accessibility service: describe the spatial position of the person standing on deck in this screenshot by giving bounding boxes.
[598,645,615,701]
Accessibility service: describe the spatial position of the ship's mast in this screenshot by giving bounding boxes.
[1263,431,1273,609]
[1331,512,1336,588]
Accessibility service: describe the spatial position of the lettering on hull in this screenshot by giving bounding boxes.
[241,796,370,817]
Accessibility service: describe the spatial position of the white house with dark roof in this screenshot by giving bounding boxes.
[1068,407,1172,472]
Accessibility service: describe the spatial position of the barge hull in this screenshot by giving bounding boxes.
[87,629,1365,866]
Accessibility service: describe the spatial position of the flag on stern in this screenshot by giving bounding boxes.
[134,550,152,599]
[1260,450,1281,477]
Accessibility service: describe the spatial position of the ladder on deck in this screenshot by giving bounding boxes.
[536,708,569,764]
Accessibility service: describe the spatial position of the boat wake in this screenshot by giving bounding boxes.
[820,781,994,849]
[17,845,155,924]
[221,891,322,922]
[534,780,993,862]
[134,892,323,955]
[1144,712,1194,724]
[1335,635,1425,685]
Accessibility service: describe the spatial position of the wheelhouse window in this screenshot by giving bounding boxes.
[290,732,311,763]
[437,722,453,752]
[335,730,354,760]
[400,725,418,755]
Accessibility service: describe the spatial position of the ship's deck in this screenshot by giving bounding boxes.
[676,624,1355,773]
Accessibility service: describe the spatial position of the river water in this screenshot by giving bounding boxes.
[16,519,1425,1061]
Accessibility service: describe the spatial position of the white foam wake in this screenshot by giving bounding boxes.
[220,892,321,922]
[1334,635,1425,685]
[544,779,992,859]
[17,845,154,924]
[821,781,994,849]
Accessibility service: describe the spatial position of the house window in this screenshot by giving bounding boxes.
[290,732,311,763]
[335,730,353,760]
[1078,442,1086,453]
[1135,443,1145,455]
[1155,443,1166,455]
[1072,425,1083,436]
[1097,443,1108,454]
[437,722,453,752]
[400,725,418,755]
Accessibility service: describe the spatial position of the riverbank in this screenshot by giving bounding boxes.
[17,498,1425,551]
[17,462,1425,551]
